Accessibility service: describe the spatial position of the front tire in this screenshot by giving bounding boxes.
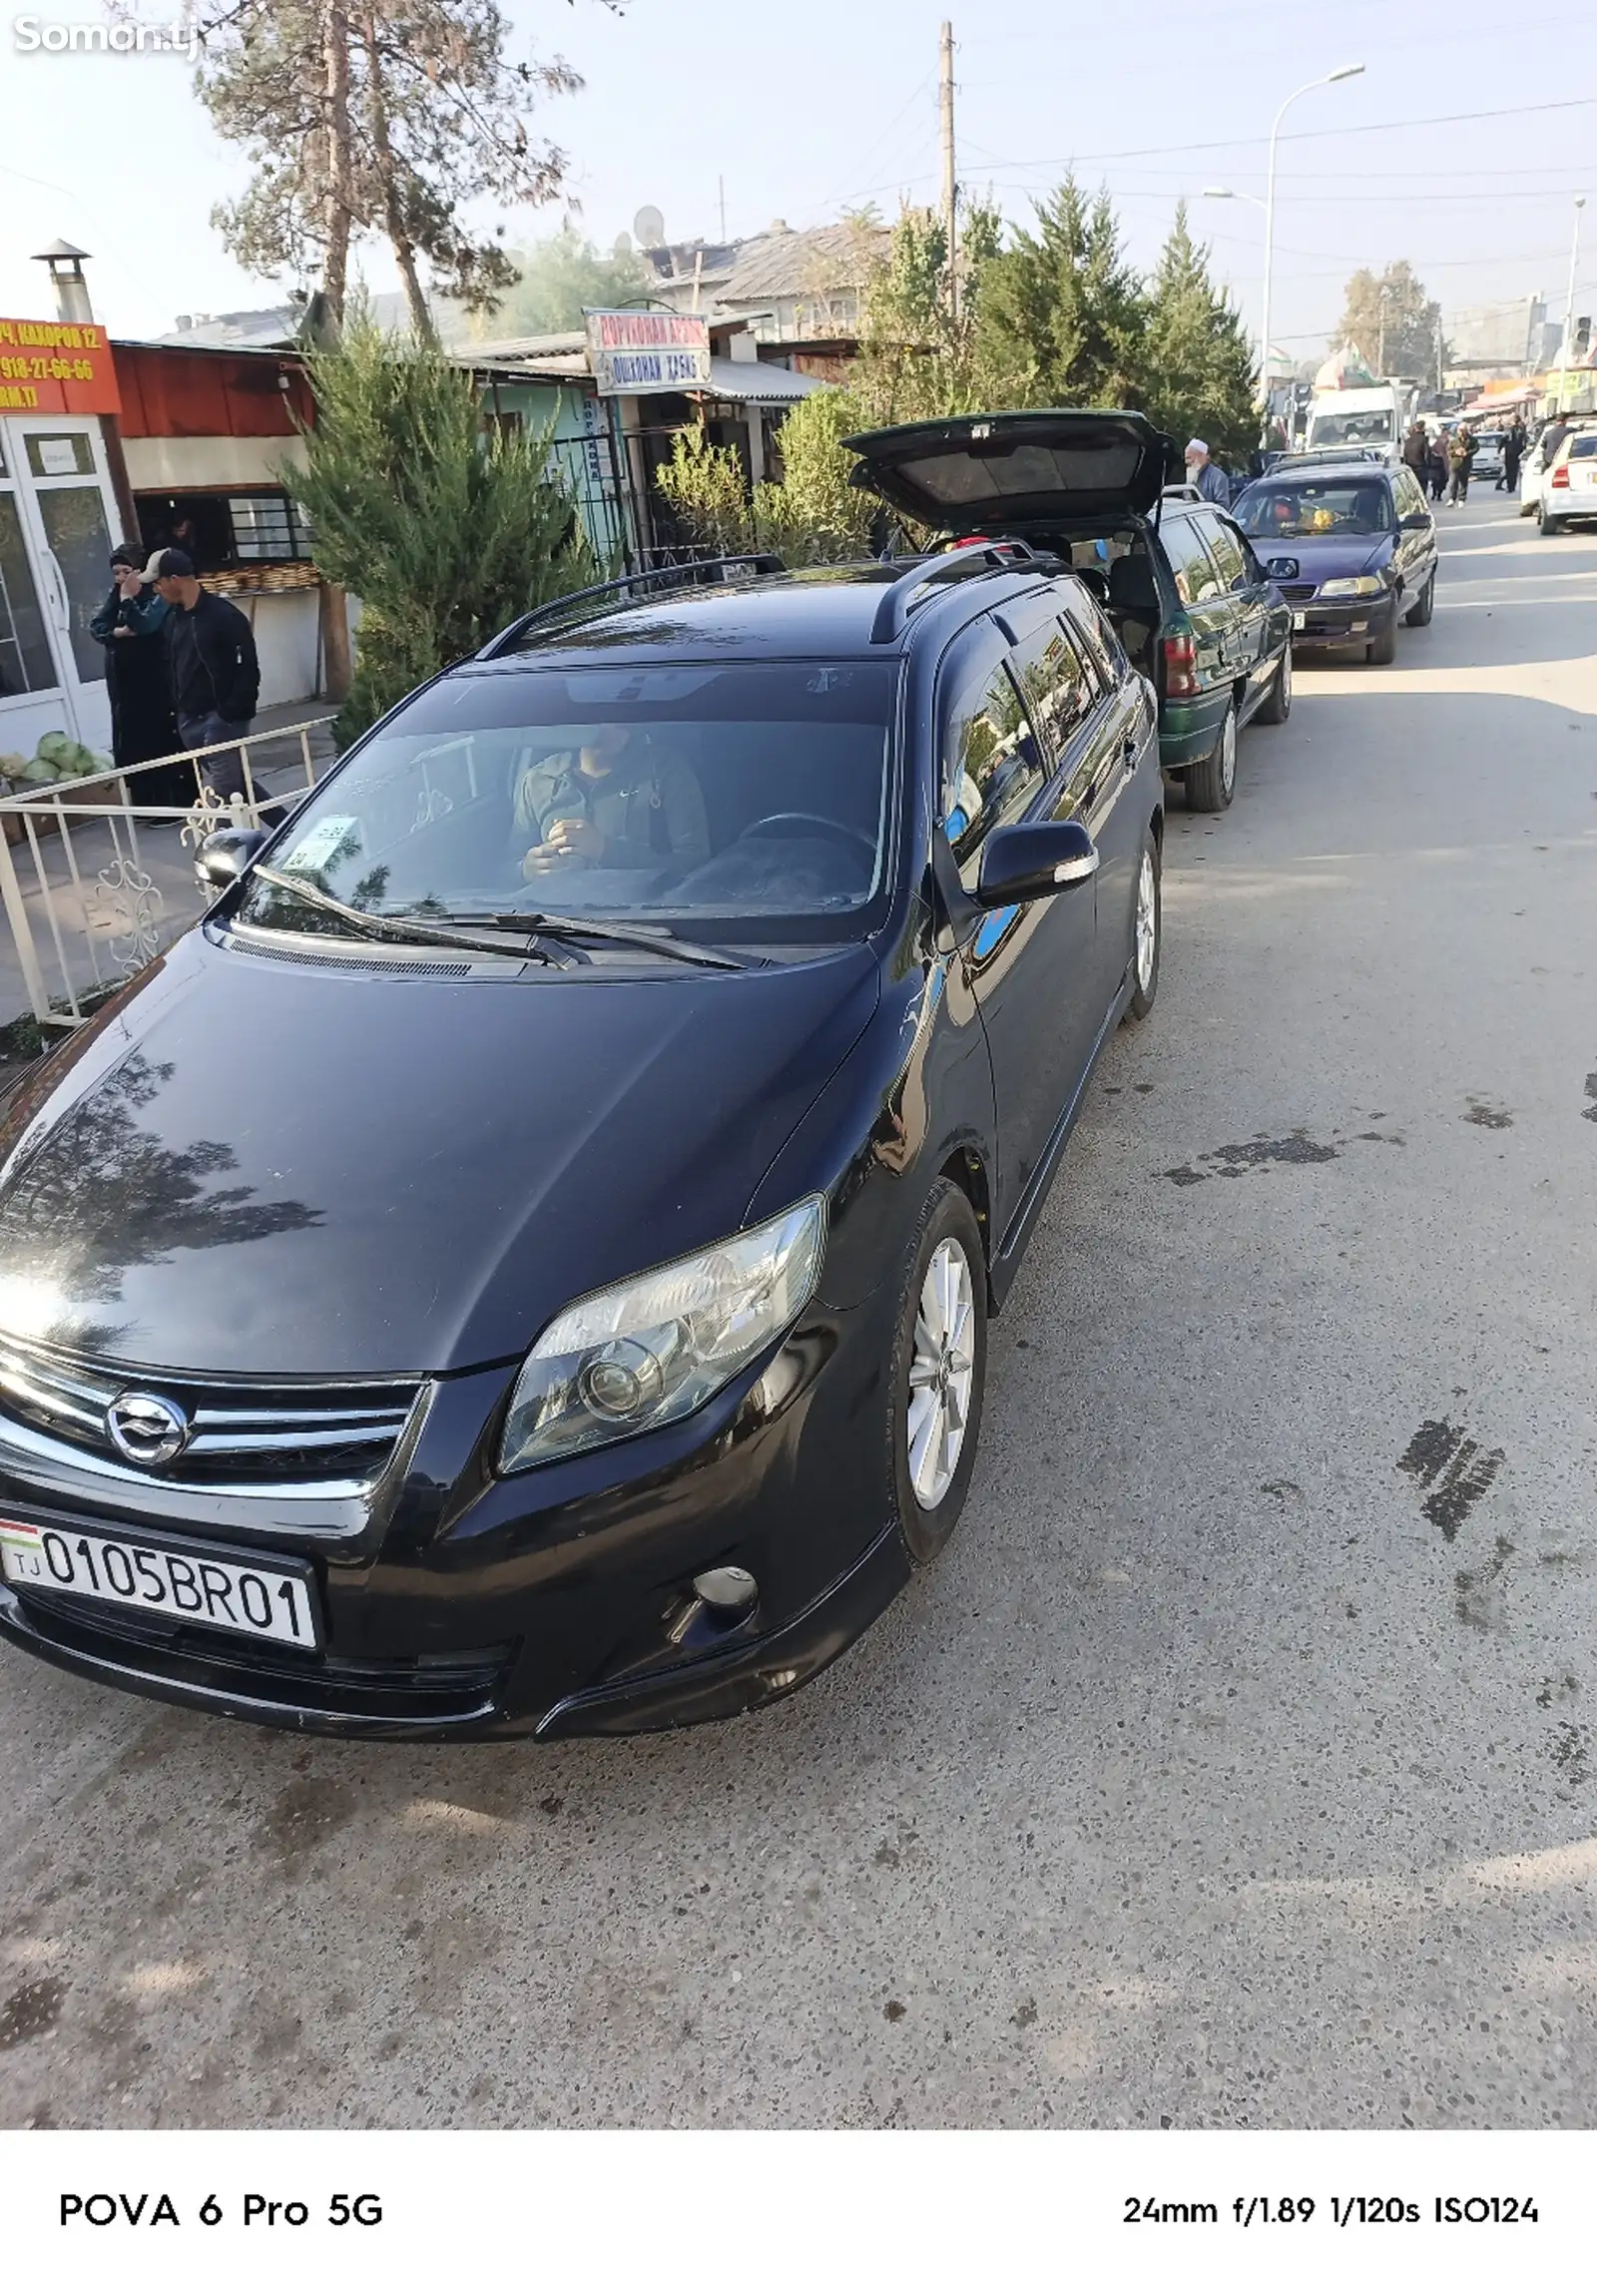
[1184,701,1237,812]
[1366,604,1397,665]
[1538,507,1563,537]
[1124,828,1161,1022]
[1255,646,1292,724]
[889,1180,987,1566]
[1403,571,1434,627]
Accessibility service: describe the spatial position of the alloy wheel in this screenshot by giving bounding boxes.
[907,1238,976,1510]
[1135,848,1158,996]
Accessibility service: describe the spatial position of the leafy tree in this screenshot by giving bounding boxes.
[852,201,1003,423]
[1334,261,1446,380]
[440,230,647,342]
[974,178,1148,409]
[194,0,597,332]
[655,388,877,566]
[291,314,596,738]
[1140,204,1257,465]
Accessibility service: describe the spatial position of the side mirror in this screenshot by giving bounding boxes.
[1399,511,1430,530]
[974,820,1098,909]
[196,826,268,891]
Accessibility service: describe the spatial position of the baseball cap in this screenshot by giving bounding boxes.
[144,547,195,581]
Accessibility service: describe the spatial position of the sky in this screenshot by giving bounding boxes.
[0,0,1592,358]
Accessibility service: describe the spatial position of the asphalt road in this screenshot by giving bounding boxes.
[3,490,1595,2130]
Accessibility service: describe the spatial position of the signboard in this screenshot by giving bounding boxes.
[585,309,711,397]
[0,316,122,416]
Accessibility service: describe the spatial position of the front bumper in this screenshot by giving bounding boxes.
[1289,594,1394,649]
[0,1284,905,1740]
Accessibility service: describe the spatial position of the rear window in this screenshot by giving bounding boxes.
[1568,436,1597,459]
[885,436,1145,507]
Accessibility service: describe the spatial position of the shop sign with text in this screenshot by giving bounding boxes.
[585,309,710,396]
[0,317,122,415]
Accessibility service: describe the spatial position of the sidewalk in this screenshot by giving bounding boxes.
[0,703,338,1058]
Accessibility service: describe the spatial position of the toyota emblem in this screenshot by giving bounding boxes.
[105,1392,191,1467]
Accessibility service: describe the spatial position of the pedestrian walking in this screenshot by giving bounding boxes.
[1402,420,1431,490]
[1503,417,1526,492]
[146,548,262,804]
[1427,428,1450,501]
[1183,438,1231,505]
[1446,424,1476,505]
[88,545,184,799]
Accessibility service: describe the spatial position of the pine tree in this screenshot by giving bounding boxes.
[1141,204,1258,466]
[973,178,1148,408]
[291,315,595,737]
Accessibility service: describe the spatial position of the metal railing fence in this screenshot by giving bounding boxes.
[0,719,334,1030]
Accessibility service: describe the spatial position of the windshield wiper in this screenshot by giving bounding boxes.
[435,909,755,972]
[248,867,559,964]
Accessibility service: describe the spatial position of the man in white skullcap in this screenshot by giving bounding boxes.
[1184,438,1232,505]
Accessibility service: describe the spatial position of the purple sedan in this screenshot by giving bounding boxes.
[1231,459,1439,666]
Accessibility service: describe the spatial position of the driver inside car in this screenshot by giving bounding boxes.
[513,723,711,879]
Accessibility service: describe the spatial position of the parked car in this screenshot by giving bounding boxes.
[0,546,1164,1739]
[1534,430,1597,535]
[1468,428,1506,485]
[844,410,1294,815]
[1230,456,1438,664]
[1519,416,1597,514]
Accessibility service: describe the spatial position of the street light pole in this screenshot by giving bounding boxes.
[1556,195,1586,413]
[1259,64,1365,443]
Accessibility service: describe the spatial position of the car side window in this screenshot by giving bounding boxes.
[940,649,1048,893]
[1067,597,1126,687]
[1393,467,1428,518]
[1201,515,1249,592]
[1163,514,1224,606]
[1007,613,1097,761]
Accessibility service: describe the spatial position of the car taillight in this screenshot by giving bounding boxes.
[1163,631,1198,698]
[1551,465,1571,488]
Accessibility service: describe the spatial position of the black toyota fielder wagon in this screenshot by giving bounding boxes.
[0,447,1164,1738]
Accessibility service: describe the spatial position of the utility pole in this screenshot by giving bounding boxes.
[939,20,958,319]
[1556,196,1586,413]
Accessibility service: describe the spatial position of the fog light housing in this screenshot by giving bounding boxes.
[693,1565,758,1616]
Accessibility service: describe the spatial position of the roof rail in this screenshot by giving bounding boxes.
[477,554,787,659]
[867,539,1049,646]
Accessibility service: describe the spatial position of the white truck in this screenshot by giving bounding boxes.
[1302,383,1409,466]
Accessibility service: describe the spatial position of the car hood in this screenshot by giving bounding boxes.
[1248,531,1394,584]
[843,409,1176,528]
[0,929,879,1378]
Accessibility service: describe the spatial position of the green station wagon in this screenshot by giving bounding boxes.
[846,410,1295,812]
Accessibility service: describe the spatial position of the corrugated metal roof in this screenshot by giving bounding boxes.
[695,358,829,405]
[715,224,887,305]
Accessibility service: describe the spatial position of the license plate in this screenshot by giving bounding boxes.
[0,1517,321,1650]
[1292,610,1306,630]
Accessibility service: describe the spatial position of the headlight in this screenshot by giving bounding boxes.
[498,1197,826,1472]
[1318,574,1384,598]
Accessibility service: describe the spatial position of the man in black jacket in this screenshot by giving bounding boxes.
[147,547,262,802]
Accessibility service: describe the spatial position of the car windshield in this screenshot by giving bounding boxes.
[1235,481,1393,539]
[1308,411,1395,447]
[234,661,899,946]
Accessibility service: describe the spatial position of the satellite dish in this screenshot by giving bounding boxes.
[612,231,633,257]
[633,205,666,251]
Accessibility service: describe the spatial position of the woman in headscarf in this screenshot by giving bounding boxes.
[89,544,186,804]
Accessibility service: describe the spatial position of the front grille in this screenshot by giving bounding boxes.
[1278,582,1317,602]
[0,1331,420,1494]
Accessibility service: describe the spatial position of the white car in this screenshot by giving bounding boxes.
[1537,430,1597,535]
[1469,428,1505,484]
[1520,417,1597,514]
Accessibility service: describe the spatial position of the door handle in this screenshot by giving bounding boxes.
[41,548,71,631]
